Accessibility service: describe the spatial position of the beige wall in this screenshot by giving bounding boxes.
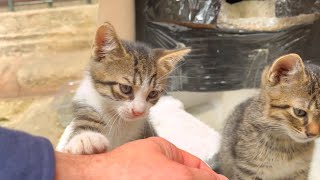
[97,0,135,40]
[0,5,97,56]
[0,1,136,56]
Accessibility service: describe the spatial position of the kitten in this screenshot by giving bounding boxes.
[218,54,319,180]
[56,22,190,154]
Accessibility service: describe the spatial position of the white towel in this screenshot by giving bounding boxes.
[309,139,320,180]
[149,96,221,166]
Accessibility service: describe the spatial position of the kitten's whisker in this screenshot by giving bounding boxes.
[105,111,118,128]
[114,115,121,136]
[107,113,120,136]
[114,114,122,137]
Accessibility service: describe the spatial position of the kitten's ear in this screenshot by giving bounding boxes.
[155,48,191,73]
[268,53,306,86]
[93,22,125,59]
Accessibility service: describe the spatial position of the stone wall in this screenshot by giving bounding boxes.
[0,5,98,97]
[0,4,97,56]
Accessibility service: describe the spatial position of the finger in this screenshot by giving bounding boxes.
[188,167,229,180]
[148,137,214,172]
[147,137,227,179]
[179,149,213,171]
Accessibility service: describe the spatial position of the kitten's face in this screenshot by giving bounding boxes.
[262,54,320,143]
[89,22,190,122]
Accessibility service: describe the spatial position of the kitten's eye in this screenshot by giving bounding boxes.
[119,84,132,94]
[148,90,159,99]
[293,108,307,117]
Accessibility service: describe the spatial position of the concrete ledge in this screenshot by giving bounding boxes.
[0,49,90,98]
[0,4,97,56]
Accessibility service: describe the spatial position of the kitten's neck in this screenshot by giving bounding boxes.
[104,111,147,149]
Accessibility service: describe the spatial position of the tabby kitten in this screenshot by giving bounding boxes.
[218,54,320,180]
[56,22,190,154]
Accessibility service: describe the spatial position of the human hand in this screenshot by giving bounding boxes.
[55,137,227,180]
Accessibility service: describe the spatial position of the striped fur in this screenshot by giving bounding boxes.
[218,54,319,179]
[56,22,190,154]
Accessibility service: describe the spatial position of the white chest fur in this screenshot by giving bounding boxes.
[61,75,146,150]
[105,118,145,150]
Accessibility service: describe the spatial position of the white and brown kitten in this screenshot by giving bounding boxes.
[218,54,320,180]
[56,22,190,154]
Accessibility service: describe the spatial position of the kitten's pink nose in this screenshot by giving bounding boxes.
[132,109,144,117]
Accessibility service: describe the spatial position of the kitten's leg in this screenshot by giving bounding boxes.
[63,130,109,154]
[60,104,110,154]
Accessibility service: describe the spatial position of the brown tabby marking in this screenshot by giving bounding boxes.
[218,54,319,180]
[57,22,190,154]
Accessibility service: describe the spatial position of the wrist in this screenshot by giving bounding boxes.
[55,152,87,180]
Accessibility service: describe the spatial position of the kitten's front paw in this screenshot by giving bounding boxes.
[62,131,110,154]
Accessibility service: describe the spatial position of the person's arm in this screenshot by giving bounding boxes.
[0,127,55,180]
[0,127,227,180]
[55,137,228,180]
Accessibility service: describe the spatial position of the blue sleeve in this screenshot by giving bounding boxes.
[0,127,55,180]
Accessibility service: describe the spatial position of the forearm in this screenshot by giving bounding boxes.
[55,151,112,180]
[55,152,86,180]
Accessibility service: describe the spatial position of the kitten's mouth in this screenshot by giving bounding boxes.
[121,113,148,122]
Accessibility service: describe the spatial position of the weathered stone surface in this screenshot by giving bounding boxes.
[0,49,90,98]
[0,3,96,98]
[52,82,78,128]
[0,97,34,122]
[0,58,20,97]
[0,5,97,56]
[1,96,65,146]
[15,49,90,95]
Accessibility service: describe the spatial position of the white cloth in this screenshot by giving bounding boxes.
[309,139,320,180]
[150,96,221,166]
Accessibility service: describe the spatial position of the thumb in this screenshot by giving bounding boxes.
[188,168,229,180]
[148,137,226,177]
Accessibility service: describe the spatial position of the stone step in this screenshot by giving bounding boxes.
[0,4,96,55]
[0,95,67,146]
[0,49,91,98]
